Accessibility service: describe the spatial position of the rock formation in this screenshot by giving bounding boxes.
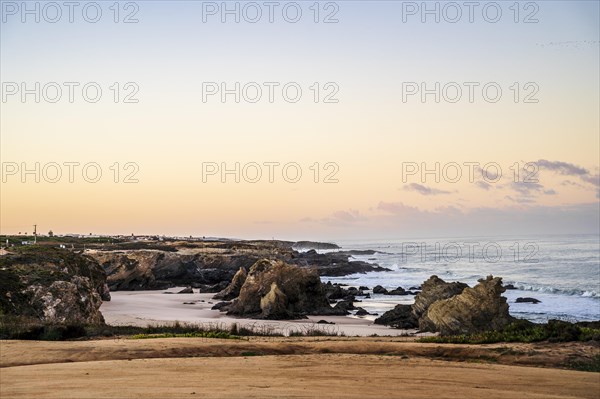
[516,297,541,304]
[0,248,108,325]
[375,275,512,335]
[411,276,468,319]
[226,259,334,319]
[213,267,247,300]
[289,250,391,277]
[89,241,389,292]
[419,276,514,335]
[259,282,289,318]
[374,304,418,329]
[89,250,260,291]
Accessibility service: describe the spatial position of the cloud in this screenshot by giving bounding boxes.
[331,210,361,223]
[510,181,546,197]
[505,195,536,204]
[561,180,586,188]
[536,160,599,199]
[402,183,452,196]
[376,201,423,216]
[475,181,493,191]
[299,201,600,238]
[537,159,588,176]
[300,209,365,227]
[581,174,600,188]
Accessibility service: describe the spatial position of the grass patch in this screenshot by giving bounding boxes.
[129,331,237,340]
[240,351,262,357]
[566,355,600,372]
[418,320,600,345]
[1,317,350,340]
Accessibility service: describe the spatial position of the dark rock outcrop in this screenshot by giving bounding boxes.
[90,250,264,291]
[323,282,349,300]
[213,267,247,300]
[90,241,389,291]
[386,287,408,295]
[374,304,418,329]
[177,287,193,294]
[226,259,332,319]
[290,250,391,277]
[292,241,340,251]
[0,248,107,325]
[419,276,513,335]
[211,301,232,311]
[516,297,541,304]
[355,308,369,316]
[373,285,388,294]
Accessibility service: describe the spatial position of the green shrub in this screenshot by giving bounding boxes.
[418,320,600,344]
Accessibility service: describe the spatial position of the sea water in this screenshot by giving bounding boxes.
[321,234,600,323]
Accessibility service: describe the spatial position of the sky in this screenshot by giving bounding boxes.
[1,0,599,240]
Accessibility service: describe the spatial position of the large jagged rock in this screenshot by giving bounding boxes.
[412,275,468,319]
[420,276,513,335]
[213,267,247,300]
[374,275,467,329]
[0,248,107,325]
[227,259,332,319]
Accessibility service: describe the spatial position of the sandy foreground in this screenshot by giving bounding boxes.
[1,338,599,399]
[2,289,598,398]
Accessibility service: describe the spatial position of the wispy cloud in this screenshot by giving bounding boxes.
[475,181,493,191]
[402,183,452,196]
[537,159,588,176]
[537,159,599,199]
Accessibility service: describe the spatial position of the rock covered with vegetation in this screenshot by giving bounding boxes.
[0,247,108,325]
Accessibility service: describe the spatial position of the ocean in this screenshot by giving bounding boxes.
[320,234,600,323]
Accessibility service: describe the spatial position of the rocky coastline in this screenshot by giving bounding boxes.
[1,239,598,340]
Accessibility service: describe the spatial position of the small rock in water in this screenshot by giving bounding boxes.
[516,297,541,304]
[386,287,407,295]
[505,284,517,290]
[359,286,369,291]
[178,287,194,294]
[373,285,388,294]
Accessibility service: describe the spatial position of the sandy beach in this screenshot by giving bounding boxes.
[100,288,417,337]
[1,338,598,399]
